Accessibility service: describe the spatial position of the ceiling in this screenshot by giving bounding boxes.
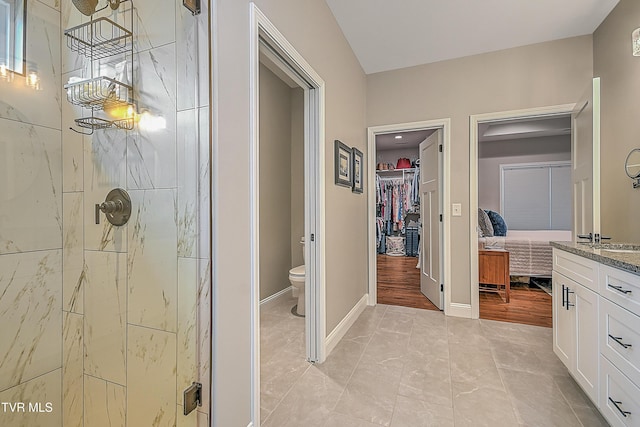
[376,116,571,152]
[479,116,571,143]
[376,129,434,151]
[325,0,620,74]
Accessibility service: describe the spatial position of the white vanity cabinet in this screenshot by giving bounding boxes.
[552,246,640,427]
[552,249,600,404]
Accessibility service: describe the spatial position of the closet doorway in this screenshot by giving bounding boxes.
[367,120,451,313]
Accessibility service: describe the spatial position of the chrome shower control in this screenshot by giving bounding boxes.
[95,188,131,226]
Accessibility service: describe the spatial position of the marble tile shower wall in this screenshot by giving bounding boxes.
[0,1,210,426]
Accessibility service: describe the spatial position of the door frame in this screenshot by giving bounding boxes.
[469,104,575,319]
[367,119,451,313]
[250,3,326,426]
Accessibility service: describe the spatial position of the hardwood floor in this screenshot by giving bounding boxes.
[376,254,439,311]
[377,254,551,327]
[479,282,552,328]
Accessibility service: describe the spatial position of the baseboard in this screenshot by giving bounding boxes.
[259,286,292,307]
[325,294,368,356]
[447,302,472,318]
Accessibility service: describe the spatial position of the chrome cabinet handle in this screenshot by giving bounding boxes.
[562,284,566,308]
[608,284,632,295]
[608,397,631,417]
[608,334,633,349]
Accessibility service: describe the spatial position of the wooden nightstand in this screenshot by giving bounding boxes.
[479,249,510,303]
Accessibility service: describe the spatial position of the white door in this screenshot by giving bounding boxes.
[420,130,443,309]
[572,78,601,239]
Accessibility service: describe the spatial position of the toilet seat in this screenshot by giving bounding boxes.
[289,265,305,277]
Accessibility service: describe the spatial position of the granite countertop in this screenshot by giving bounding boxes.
[550,241,640,275]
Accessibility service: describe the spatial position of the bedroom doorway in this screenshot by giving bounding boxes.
[469,104,577,327]
[367,119,451,313]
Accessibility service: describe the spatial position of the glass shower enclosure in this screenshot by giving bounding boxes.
[0,0,211,426]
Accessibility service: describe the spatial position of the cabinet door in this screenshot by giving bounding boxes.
[553,271,575,369]
[574,283,599,405]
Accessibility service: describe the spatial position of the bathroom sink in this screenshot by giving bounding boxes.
[587,243,640,253]
[602,248,640,253]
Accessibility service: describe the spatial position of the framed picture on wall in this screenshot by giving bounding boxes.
[334,140,352,187]
[352,147,363,193]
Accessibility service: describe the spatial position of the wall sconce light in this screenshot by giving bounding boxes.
[24,63,41,90]
[137,111,167,132]
[633,28,640,56]
[0,64,14,82]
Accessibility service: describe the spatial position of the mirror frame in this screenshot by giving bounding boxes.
[1,0,27,76]
[624,148,640,188]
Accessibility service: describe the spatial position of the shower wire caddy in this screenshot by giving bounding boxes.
[63,0,135,133]
[64,17,132,60]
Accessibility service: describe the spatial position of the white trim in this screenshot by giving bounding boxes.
[447,303,473,319]
[325,294,368,355]
[469,104,575,319]
[259,286,293,306]
[250,4,326,426]
[367,119,451,315]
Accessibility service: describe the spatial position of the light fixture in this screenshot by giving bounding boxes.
[0,64,13,82]
[395,135,403,139]
[138,111,166,132]
[633,28,640,56]
[25,71,41,90]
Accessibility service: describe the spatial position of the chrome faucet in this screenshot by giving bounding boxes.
[577,232,611,243]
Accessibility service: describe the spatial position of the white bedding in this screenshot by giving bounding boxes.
[479,230,572,277]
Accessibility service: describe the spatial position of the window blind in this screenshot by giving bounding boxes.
[501,162,571,230]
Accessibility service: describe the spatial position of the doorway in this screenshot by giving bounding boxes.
[469,104,578,325]
[367,120,451,314]
[250,4,326,426]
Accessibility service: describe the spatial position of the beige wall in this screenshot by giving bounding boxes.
[259,64,293,300]
[214,0,367,425]
[479,135,571,212]
[367,36,594,305]
[594,0,640,242]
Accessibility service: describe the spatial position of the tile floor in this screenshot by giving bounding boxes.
[260,295,609,427]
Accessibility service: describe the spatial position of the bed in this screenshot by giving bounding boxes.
[477,209,573,278]
[480,230,573,277]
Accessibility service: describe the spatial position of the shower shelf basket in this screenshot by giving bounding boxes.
[64,76,133,110]
[74,116,134,131]
[64,17,132,60]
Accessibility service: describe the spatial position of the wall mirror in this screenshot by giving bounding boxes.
[0,0,26,75]
[625,148,640,188]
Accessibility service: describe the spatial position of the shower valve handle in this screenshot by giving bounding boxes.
[94,188,132,226]
[95,200,123,224]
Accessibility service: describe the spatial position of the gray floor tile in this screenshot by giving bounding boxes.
[452,381,519,427]
[500,368,582,426]
[391,395,454,427]
[260,295,604,427]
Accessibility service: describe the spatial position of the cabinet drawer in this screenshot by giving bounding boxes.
[554,249,598,292]
[600,297,640,386]
[600,355,640,427]
[600,264,640,316]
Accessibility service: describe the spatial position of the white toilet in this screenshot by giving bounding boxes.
[289,237,305,316]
